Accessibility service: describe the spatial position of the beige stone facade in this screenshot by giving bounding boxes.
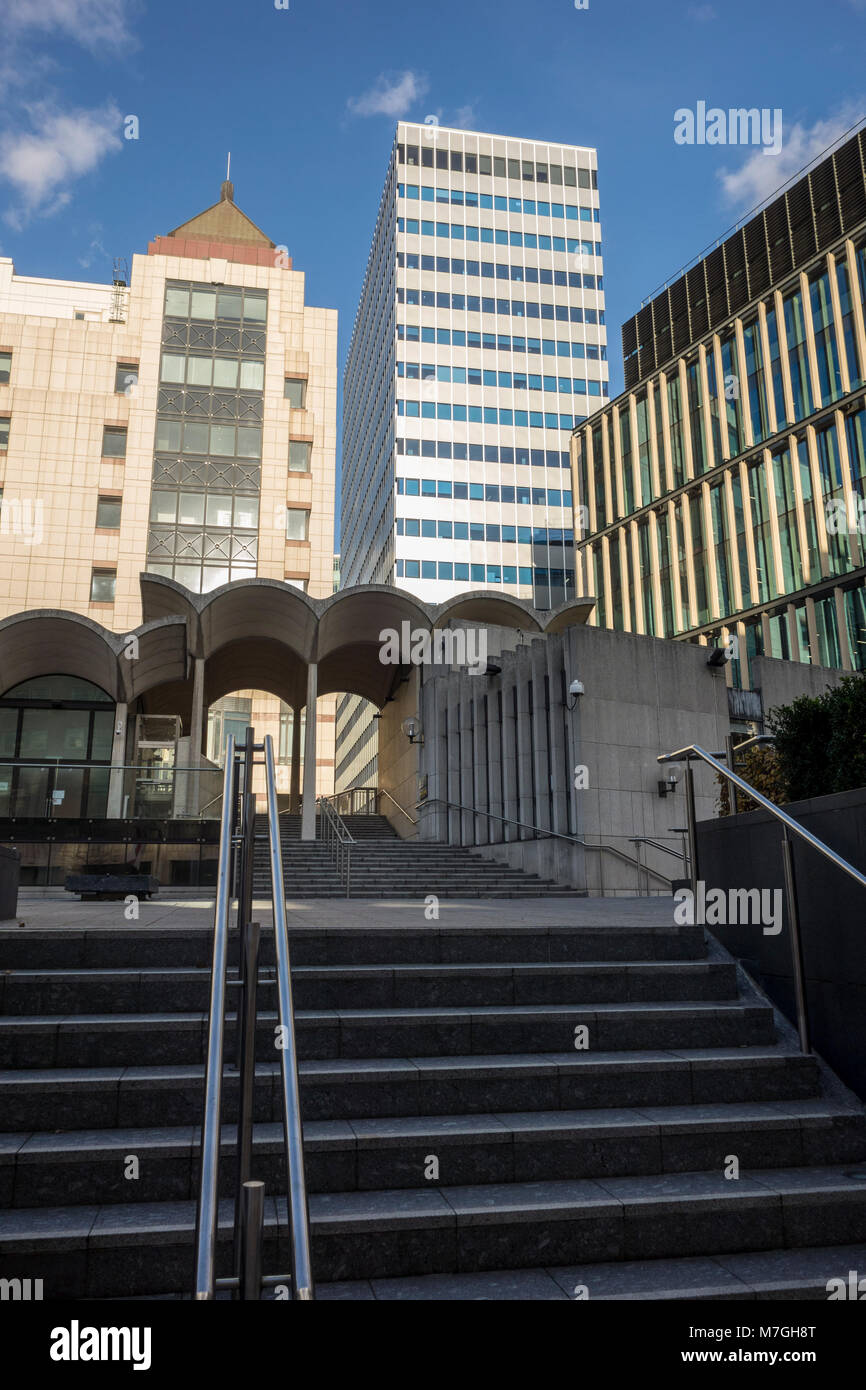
[0,186,338,793]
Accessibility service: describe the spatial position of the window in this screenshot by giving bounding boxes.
[114,362,137,394]
[90,569,116,602]
[102,427,127,459]
[0,416,9,449]
[96,496,121,529]
[74,311,85,321]
[284,378,307,408]
[0,352,11,385]
[285,507,309,541]
[289,441,311,472]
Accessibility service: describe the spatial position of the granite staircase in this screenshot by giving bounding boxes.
[2,911,866,1299]
[252,814,577,898]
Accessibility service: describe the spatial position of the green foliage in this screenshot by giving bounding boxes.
[716,745,787,815]
[769,673,866,801]
[718,672,866,813]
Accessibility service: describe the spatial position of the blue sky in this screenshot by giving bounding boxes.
[1,0,864,536]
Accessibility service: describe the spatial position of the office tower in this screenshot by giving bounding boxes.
[0,179,338,796]
[572,125,866,688]
[337,121,608,788]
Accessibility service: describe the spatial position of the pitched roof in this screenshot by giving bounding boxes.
[166,180,275,249]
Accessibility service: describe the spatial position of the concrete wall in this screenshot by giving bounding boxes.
[752,655,847,717]
[697,787,866,1099]
[377,669,421,839]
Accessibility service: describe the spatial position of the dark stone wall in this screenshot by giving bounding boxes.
[697,787,866,1098]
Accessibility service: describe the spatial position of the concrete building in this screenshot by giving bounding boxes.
[571,125,866,688]
[0,179,339,799]
[338,120,608,789]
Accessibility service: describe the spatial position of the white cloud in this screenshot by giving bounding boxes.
[0,0,135,52]
[718,107,865,211]
[0,103,123,226]
[687,4,718,19]
[452,105,479,130]
[347,71,429,118]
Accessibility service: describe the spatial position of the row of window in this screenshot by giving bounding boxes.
[397,217,601,258]
[396,476,573,506]
[580,246,866,527]
[398,184,600,223]
[396,558,577,586]
[152,419,311,470]
[397,518,574,544]
[163,284,268,324]
[397,289,603,327]
[1,357,307,412]
[401,364,603,393]
[399,400,588,428]
[397,251,603,291]
[397,144,597,190]
[398,327,606,361]
[583,406,866,642]
[396,439,571,467]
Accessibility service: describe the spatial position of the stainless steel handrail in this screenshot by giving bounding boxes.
[317,796,354,897]
[377,787,418,826]
[629,836,686,861]
[418,796,672,891]
[659,742,866,1053]
[193,733,236,1300]
[264,735,314,1299]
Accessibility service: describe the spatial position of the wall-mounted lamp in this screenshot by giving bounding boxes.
[566,678,585,709]
[115,722,124,737]
[657,763,681,797]
[402,715,424,745]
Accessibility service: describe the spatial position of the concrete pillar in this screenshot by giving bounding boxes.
[290,707,302,813]
[547,641,567,836]
[500,674,518,841]
[188,657,206,818]
[301,662,318,840]
[459,677,474,845]
[472,687,490,845]
[106,702,128,819]
[515,654,533,835]
[531,657,550,834]
[486,688,503,843]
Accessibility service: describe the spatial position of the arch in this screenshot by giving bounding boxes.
[0,612,124,699]
[433,591,545,632]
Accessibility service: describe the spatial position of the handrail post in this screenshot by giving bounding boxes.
[780,826,812,1054]
[725,733,739,815]
[684,762,699,899]
[233,917,260,1286]
[263,735,314,1300]
[193,734,236,1300]
[239,1180,264,1301]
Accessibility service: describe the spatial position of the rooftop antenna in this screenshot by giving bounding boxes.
[221,152,234,202]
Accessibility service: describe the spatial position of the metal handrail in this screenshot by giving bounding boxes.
[263,735,314,1300]
[629,836,686,862]
[659,742,866,1053]
[317,796,354,897]
[193,732,314,1300]
[418,797,672,891]
[193,734,236,1300]
[377,787,418,826]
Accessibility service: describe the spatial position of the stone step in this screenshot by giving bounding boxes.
[0,1047,821,1131]
[0,923,708,969]
[5,1167,866,1294]
[315,1244,866,1300]
[5,1102,864,1207]
[0,1000,776,1068]
[0,960,740,1015]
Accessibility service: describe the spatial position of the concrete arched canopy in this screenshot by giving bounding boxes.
[316,585,432,704]
[0,611,189,705]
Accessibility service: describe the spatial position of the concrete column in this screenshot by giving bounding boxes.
[515,654,533,835]
[500,673,519,841]
[531,656,550,834]
[106,702,128,819]
[471,687,490,845]
[547,642,567,836]
[188,658,206,816]
[301,662,318,841]
[459,677,474,845]
[486,688,503,843]
[290,707,302,813]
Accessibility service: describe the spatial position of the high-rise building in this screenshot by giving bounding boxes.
[571,125,866,689]
[0,179,338,797]
[337,121,608,788]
